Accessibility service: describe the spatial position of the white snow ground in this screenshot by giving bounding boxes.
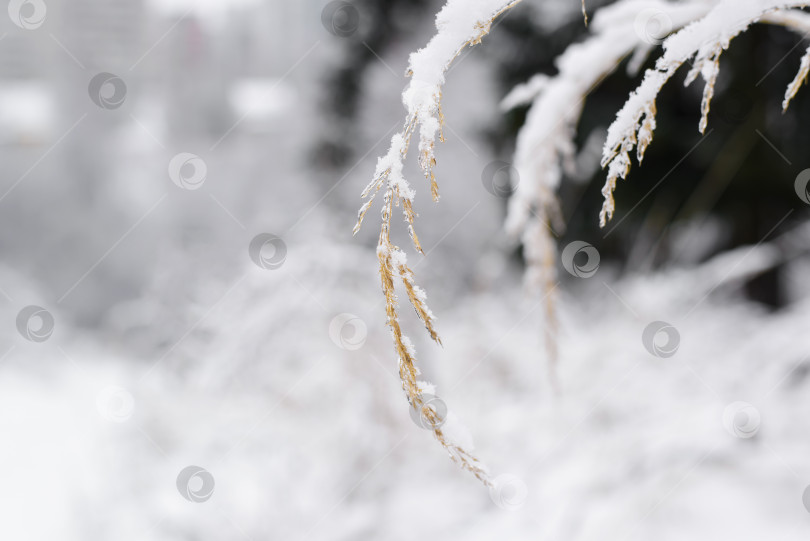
[1,233,809,540]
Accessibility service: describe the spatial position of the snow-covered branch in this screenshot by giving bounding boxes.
[600,0,810,226]
[354,0,526,486]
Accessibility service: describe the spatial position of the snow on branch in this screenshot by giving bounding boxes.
[600,0,810,227]
[503,0,713,366]
[354,0,525,486]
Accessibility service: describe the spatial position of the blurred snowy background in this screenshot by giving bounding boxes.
[2,0,810,539]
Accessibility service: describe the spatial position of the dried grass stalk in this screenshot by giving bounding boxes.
[599,1,810,227]
[355,0,526,485]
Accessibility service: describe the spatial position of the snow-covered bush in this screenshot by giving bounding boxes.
[355,0,810,483]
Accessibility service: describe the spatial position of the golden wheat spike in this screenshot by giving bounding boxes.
[784,45,810,112]
[355,0,528,486]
